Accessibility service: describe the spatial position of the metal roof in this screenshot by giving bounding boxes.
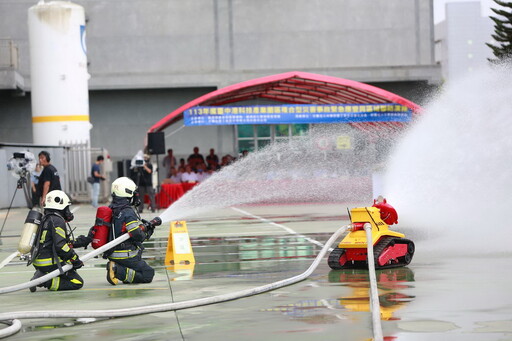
[148,71,421,135]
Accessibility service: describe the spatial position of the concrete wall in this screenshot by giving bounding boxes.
[0,0,440,90]
[0,0,441,165]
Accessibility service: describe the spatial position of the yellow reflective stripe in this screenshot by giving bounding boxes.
[55,227,66,239]
[33,257,53,266]
[50,277,60,291]
[32,115,90,123]
[70,278,82,285]
[125,269,135,283]
[126,221,140,232]
[109,250,138,259]
[62,244,70,252]
[40,230,47,243]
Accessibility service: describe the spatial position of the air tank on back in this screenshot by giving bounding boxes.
[28,1,91,146]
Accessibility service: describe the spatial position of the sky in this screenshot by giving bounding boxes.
[433,0,495,23]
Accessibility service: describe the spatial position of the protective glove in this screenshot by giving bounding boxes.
[87,226,95,239]
[145,226,155,240]
[72,235,92,249]
[70,257,84,270]
[143,217,161,240]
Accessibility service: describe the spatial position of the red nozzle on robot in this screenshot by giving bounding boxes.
[372,196,398,225]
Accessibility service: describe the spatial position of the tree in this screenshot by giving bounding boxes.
[486,0,512,62]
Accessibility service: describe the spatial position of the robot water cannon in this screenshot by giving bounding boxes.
[372,195,398,225]
[328,198,414,270]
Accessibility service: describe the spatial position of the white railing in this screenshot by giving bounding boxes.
[61,142,110,203]
[0,39,19,69]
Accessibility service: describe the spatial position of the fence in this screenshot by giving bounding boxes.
[0,143,112,208]
[0,39,18,69]
[61,142,111,204]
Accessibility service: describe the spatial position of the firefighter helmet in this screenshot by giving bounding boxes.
[111,177,137,198]
[44,190,71,210]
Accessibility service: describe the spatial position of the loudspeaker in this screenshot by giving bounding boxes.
[147,132,166,155]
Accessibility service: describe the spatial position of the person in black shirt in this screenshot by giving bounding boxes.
[135,154,155,213]
[187,146,205,171]
[37,151,61,207]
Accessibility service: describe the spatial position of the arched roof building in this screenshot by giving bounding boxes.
[149,71,421,137]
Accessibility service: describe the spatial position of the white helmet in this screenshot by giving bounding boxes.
[44,190,71,210]
[111,177,137,198]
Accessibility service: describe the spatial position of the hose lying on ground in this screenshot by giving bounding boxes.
[0,252,19,271]
[0,225,351,339]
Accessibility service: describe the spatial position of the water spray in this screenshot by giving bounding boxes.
[384,63,512,255]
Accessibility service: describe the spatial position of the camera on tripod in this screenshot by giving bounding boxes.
[6,151,36,189]
[134,159,144,167]
[7,151,36,177]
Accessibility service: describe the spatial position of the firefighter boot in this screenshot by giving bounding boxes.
[106,261,119,285]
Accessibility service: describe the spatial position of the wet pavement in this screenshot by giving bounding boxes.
[0,203,511,340]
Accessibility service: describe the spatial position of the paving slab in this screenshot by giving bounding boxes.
[0,203,511,340]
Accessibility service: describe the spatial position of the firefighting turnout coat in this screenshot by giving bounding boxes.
[107,198,148,260]
[33,212,80,268]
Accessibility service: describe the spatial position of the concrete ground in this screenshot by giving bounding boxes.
[0,202,511,341]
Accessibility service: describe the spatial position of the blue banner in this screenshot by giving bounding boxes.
[184,103,412,126]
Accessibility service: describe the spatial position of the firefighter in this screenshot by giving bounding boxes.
[29,190,84,292]
[106,177,161,285]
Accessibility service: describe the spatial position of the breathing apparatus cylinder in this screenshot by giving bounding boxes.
[91,206,112,249]
[17,209,43,254]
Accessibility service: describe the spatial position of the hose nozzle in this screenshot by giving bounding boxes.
[150,217,162,227]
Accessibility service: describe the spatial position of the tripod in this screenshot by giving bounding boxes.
[0,171,33,240]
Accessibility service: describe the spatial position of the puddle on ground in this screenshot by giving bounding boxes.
[472,320,512,333]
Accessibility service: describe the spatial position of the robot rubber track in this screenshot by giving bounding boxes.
[328,237,415,270]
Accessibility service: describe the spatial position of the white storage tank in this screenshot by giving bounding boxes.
[28,1,91,146]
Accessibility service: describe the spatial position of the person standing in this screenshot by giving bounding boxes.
[187,147,205,171]
[206,148,219,170]
[30,163,42,208]
[91,155,106,208]
[29,190,84,292]
[105,177,161,285]
[37,151,61,207]
[162,149,176,177]
[137,154,156,213]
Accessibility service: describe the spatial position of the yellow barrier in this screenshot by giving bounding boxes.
[165,221,195,268]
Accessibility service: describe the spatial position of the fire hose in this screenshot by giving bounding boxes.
[0,252,19,271]
[0,223,384,340]
[365,223,384,341]
[0,233,130,295]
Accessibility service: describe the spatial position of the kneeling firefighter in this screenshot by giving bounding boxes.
[106,177,161,285]
[29,190,84,292]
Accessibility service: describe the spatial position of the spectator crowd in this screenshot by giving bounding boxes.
[162,147,244,185]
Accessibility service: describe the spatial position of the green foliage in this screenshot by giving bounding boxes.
[487,0,512,62]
